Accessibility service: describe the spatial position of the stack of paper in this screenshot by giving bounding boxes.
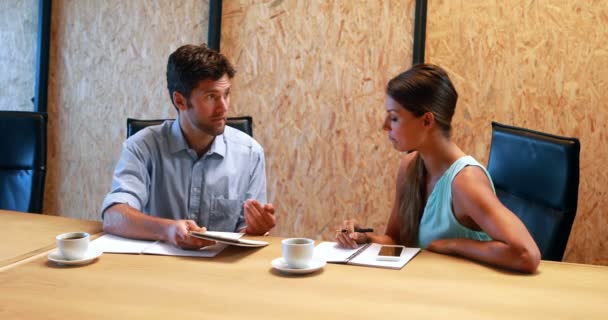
[90,231,244,258]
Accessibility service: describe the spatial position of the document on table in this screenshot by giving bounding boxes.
[314,242,420,270]
[91,232,243,258]
[189,231,269,247]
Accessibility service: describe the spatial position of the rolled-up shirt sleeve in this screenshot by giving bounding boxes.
[101,139,151,218]
[236,143,268,231]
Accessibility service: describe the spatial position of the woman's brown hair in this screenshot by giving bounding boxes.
[386,64,458,246]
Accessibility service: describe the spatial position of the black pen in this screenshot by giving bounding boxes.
[341,227,374,233]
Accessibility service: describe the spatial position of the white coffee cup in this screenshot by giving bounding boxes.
[56,232,90,260]
[282,238,314,269]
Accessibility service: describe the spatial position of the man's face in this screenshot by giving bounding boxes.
[180,74,231,136]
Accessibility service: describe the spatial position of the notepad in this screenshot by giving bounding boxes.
[314,242,420,270]
[90,231,244,258]
[189,231,269,247]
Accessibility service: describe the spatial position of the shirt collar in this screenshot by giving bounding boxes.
[169,118,189,154]
[169,116,226,158]
[206,131,226,158]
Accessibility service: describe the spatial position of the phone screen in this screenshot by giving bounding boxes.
[378,246,404,257]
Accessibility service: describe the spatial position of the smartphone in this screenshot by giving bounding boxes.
[376,245,404,261]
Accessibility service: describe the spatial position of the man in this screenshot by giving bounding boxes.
[101,44,276,249]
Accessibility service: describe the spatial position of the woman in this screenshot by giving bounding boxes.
[336,64,540,273]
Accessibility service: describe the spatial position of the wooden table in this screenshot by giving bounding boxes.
[0,209,102,267]
[0,214,607,319]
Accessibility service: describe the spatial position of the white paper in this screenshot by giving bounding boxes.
[313,242,367,263]
[202,231,244,240]
[190,231,267,247]
[142,242,229,257]
[314,241,420,270]
[142,231,242,257]
[349,243,420,270]
[90,234,155,254]
[91,232,243,258]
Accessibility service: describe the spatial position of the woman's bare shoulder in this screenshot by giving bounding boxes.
[452,165,492,193]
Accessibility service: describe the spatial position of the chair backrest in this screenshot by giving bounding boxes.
[126,116,253,138]
[487,121,580,261]
[0,111,47,213]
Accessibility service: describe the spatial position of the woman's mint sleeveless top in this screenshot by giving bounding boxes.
[417,156,493,248]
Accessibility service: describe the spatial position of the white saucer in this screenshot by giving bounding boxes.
[271,257,326,274]
[48,248,103,266]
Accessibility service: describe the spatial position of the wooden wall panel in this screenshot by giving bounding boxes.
[221,0,416,240]
[44,0,209,220]
[427,0,608,264]
[0,0,37,111]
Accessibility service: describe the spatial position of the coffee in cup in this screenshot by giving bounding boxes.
[281,238,314,269]
[56,232,90,260]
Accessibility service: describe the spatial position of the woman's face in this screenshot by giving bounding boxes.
[383,95,427,152]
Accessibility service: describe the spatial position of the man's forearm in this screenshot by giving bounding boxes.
[102,203,172,241]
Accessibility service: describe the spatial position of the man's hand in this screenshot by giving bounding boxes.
[243,199,276,235]
[165,219,216,250]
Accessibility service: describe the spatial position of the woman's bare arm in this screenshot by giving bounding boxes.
[427,166,541,273]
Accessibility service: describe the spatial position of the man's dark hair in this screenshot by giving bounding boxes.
[166,44,236,109]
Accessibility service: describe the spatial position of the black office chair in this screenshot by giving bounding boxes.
[0,111,48,213]
[487,121,580,261]
[126,116,253,138]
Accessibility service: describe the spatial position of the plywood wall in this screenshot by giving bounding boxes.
[0,0,37,111]
[221,0,416,240]
[44,0,209,220]
[426,0,608,265]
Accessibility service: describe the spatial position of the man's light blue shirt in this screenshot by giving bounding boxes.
[101,119,267,232]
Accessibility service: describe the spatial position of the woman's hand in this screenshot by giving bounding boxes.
[335,219,369,249]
